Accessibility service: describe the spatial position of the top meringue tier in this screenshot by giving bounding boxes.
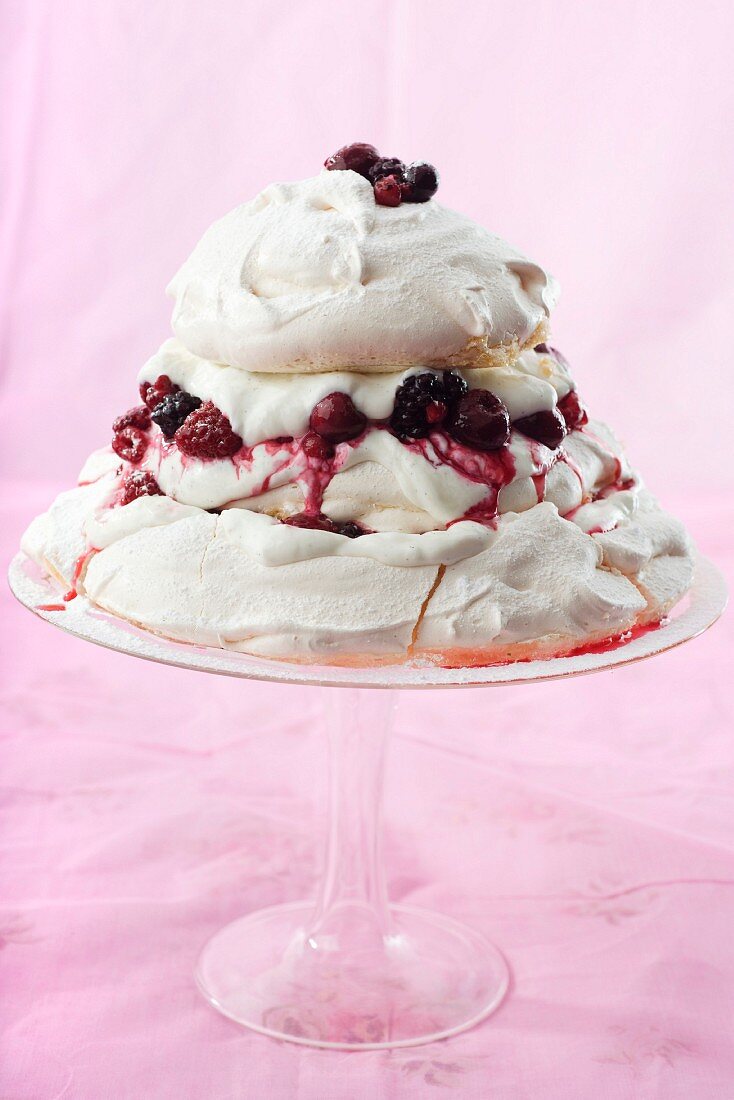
[168,172,559,374]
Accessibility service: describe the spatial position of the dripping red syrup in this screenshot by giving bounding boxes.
[37,603,66,612]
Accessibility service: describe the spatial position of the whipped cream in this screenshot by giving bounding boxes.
[139,340,573,446]
[168,173,558,373]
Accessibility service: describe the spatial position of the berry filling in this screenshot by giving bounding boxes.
[151,391,202,438]
[324,143,439,207]
[120,469,162,505]
[310,392,366,443]
[283,512,368,538]
[558,388,588,430]
[175,401,243,459]
[301,431,335,460]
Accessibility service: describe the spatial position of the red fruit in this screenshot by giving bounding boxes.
[113,405,151,433]
[112,426,148,464]
[120,470,162,506]
[301,431,335,460]
[558,389,588,430]
[446,390,510,451]
[309,392,366,443]
[402,162,439,203]
[282,513,366,537]
[324,143,380,178]
[514,408,567,450]
[140,374,179,411]
[174,401,243,460]
[374,175,402,207]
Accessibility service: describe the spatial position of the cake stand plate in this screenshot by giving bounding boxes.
[8,552,727,1049]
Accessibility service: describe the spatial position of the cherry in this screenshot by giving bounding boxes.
[558,389,588,430]
[309,392,366,443]
[301,431,335,460]
[514,408,567,450]
[402,162,439,203]
[374,175,402,207]
[324,143,380,178]
[446,390,510,451]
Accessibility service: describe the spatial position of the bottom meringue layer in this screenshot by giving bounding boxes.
[21,475,694,665]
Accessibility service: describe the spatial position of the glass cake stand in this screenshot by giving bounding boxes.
[8,552,727,1050]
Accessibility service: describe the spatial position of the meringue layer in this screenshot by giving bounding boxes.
[168,173,559,373]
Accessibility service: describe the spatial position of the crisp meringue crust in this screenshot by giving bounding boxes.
[168,173,559,374]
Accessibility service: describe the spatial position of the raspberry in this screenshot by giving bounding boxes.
[391,371,468,440]
[558,389,588,430]
[368,157,405,184]
[402,162,439,203]
[514,408,567,450]
[301,431,335,460]
[113,405,151,433]
[140,374,179,411]
[374,175,403,207]
[324,143,380,178]
[446,390,510,451]
[112,426,148,464]
[174,401,243,460]
[151,391,202,438]
[120,470,162,506]
[309,392,366,443]
[283,513,366,537]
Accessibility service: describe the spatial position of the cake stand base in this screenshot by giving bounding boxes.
[196,901,509,1050]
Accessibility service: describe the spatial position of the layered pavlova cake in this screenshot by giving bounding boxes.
[21,143,694,665]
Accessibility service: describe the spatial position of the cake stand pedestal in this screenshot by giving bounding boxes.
[8,553,727,1050]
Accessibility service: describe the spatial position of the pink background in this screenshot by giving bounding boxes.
[2,2,733,1097]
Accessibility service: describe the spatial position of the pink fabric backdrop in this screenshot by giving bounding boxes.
[2,2,733,1097]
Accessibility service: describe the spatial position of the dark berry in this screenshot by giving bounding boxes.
[150,391,202,438]
[535,343,571,372]
[558,389,588,430]
[140,374,179,411]
[442,370,469,405]
[282,513,366,537]
[446,390,510,451]
[335,520,367,539]
[374,175,402,207]
[309,392,366,443]
[369,157,405,184]
[301,431,335,460]
[402,162,439,203]
[174,401,243,460]
[391,372,451,439]
[324,143,380,178]
[534,343,550,354]
[120,470,162,506]
[514,408,567,450]
[112,426,148,464]
[113,405,151,433]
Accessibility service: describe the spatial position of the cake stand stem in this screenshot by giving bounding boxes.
[195,684,510,1049]
[309,686,394,945]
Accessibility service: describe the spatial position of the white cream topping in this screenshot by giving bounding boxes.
[167,173,558,373]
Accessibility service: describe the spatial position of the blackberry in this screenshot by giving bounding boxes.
[151,391,202,438]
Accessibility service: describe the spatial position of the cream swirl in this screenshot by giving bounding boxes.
[167,172,559,373]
